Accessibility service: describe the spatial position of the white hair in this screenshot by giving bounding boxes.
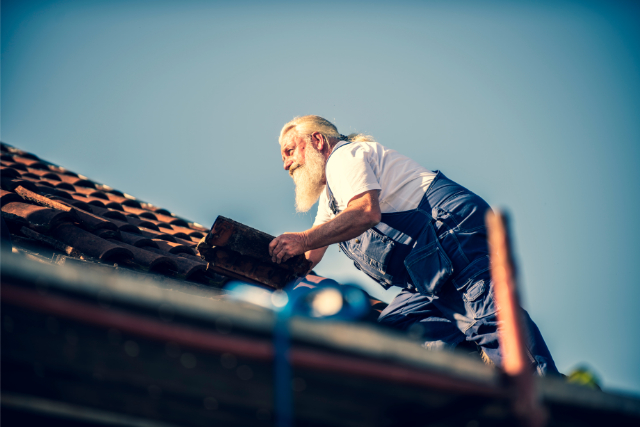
[279,115,374,146]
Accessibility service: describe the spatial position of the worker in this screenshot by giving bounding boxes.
[268,115,558,375]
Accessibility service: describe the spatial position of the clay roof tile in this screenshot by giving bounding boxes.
[51,223,133,262]
[1,201,76,232]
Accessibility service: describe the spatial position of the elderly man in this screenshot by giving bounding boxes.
[268,115,558,375]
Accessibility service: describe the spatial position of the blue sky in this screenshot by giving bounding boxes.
[3,0,639,394]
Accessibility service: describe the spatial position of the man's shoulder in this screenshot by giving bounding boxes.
[331,140,382,159]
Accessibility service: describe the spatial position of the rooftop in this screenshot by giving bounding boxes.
[2,141,640,426]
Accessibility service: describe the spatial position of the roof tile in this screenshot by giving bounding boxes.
[139,228,178,242]
[152,239,196,256]
[1,189,23,205]
[2,201,76,232]
[1,166,21,179]
[51,223,134,262]
[119,231,158,248]
[106,239,178,271]
[144,246,207,281]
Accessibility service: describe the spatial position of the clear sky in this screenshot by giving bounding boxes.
[2,0,639,395]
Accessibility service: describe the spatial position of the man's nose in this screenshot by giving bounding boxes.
[284,158,294,170]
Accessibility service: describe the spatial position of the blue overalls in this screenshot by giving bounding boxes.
[326,142,558,375]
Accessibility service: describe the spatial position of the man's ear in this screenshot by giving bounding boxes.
[310,132,324,151]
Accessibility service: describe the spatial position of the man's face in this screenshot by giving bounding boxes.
[281,131,307,174]
[280,131,327,213]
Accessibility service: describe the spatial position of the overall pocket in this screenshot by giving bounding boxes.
[453,255,497,319]
[403,223,453,295]
[462,270,497,320]
[342,228,396,287]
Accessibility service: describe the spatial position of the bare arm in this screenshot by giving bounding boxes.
[269,190,381,264]
[306,245,328,270]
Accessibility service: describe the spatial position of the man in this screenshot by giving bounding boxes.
[268,115,558,375]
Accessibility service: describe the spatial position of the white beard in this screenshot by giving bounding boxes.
[290,145,326,213]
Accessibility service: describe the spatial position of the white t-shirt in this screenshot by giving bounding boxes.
[313,140,436,227]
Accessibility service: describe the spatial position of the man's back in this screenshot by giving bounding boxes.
[314,140,436,226]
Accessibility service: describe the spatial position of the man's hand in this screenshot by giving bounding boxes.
[270,190,381,267]
[269,232,309,264]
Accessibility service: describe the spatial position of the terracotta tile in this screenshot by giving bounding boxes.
[70,207,118,233]
[5,162,29,171]
[103,192,141,207]
[47,164,79,177]
[0,189,22,205]
[170,231,191,240]
[61,199,94,212]
[121,212,173,230]
[144,247,207,280]
[202,247,291,288]
[165,224,205,239]
[95,184,123,196]
[20,226,82,257]
[22,173,43,180]
[13,185,75,213]
[75,197,124,211]
[151,239,196,256]
[51,189,79,202]
[1,178,40,193]
[70,193,121,209]
[12,156,50,170]
[26,168,62,181]
[152,211,190,227]
[121,205,158,220]
[34,185,73,200]
[138,228,177,243]
[39,171,97,188]
[20,177,52,187]
[1,201,76,232]
[69,193,106,208]
[73,186,110,199]
[155,222,174,231]
[187,222,209,233]
[203,215,310,276]
[23,176,76,191]
[140,203,171,216]
[173,236,196,247]
[88,205,129,222]
[106,239,177,271]
[51,223,133,262]
[1,166,21,179]
[125,216,161,231]
[102,218,142,234]
[119,231,159,248]
[53,182,77,191]
[94,228,121,240]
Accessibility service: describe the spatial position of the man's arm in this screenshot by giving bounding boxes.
[269,190,381,264]
[305,245,328,270]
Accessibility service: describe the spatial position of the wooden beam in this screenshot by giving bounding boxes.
[486,210,547,427]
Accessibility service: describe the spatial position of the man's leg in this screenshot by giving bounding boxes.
[378,290,467,351]
[432,188,559,375]
[435,279,559,375]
